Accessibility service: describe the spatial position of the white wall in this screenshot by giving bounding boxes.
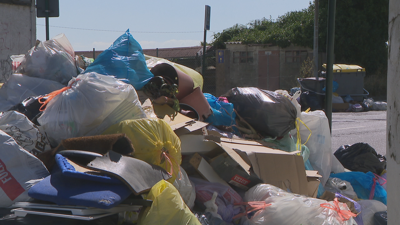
[0,1,36,82]
[387,0,400,224]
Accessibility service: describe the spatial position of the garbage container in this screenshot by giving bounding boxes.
[322,64,368,101]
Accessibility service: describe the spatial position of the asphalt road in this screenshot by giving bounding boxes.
[331,111,387,156]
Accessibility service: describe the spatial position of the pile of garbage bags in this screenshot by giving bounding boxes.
[0,30,386,225]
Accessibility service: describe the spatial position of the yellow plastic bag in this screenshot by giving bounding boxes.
[138,180,201,225]
[102,118,181,183]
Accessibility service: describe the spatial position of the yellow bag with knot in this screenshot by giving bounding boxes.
[102,118,181,183]
[137,180,201,225]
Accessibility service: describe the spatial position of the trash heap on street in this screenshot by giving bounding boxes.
[0,30,387,225]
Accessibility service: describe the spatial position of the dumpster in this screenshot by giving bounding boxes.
[322,64,368,101]
[298,64,369,102]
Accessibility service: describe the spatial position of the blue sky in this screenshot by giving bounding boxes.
[36,0,312,51]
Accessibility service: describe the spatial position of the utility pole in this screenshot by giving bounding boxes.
[313,0,319,78]
[325,0,336,132]
[202,5,211,75]
[387,0,400,223]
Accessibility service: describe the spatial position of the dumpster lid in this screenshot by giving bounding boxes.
[322,64,365,73]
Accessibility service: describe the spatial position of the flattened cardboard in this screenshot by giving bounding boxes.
[210,153,262,190]
[153,104,208,134]
[219,138,309,196]
[189,153,229,187]
[180,134,219,155]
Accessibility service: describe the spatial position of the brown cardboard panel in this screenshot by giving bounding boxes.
[180,134,219,155]
[218,138,308,196]
[306,170,322,198]
[189,153,229,187]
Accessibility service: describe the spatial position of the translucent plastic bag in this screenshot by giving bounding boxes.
[244,184,357,225]
[15,34,77,85]
[190,177,243,223]
[173,166,196,209]
[292,110,334,185]
[37,72,146,146]
[102,118,181,183]
[84,29,153,90]
[0,74,65,112]
[137,180,201,225]
[204,93,237,130]
[325,177,358,200]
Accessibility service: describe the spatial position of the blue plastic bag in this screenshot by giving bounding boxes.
[330,171,387,205]
[204,93,237,130]
[83,29,153,90]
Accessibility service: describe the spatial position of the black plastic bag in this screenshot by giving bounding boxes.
[374,211,387,225]
[223,87,297,138]
[8,96,47,125]
[334,143,386,175]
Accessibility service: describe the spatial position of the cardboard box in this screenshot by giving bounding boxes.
[210,153,262,190]
[209,137,320,196]
[306,170,322,198]
[188,153,230,187]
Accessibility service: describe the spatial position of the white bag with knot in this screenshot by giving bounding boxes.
[292,110,344,186]
[244,184,356,225]
[37,72,146,146]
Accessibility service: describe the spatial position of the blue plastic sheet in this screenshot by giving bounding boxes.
[330,171,387,205]
[83,29,153,90]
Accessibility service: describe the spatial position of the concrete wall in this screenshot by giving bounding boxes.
[0,1,36,82]
[215,43,313,96]
[387,0,400,224]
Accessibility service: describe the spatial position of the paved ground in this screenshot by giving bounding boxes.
[331,111,387,156]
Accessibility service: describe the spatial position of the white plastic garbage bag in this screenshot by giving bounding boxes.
[244,184,357,225]
[357,200,387,225]
[0,111,51,156]
[15,34,77,85]
[0,130,49,208]
[0,74,65,112]
[292,110,345,185]
[37,72,146,146]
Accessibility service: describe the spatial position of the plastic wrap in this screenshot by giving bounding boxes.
[244,184,356,225]
[83,29,153,90]
[325,177,358,200]
[190,177,243,223]
[137,180,201,225]
[0,74,65,112]
[223,87,297,138]
[102,118,181,183]
[37,72,146,146]
[204,93,237,131]
[15,34,77,85]
[173,166,196,209]
[292,110,333,186]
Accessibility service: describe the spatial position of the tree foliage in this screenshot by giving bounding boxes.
[211,0,388,74]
